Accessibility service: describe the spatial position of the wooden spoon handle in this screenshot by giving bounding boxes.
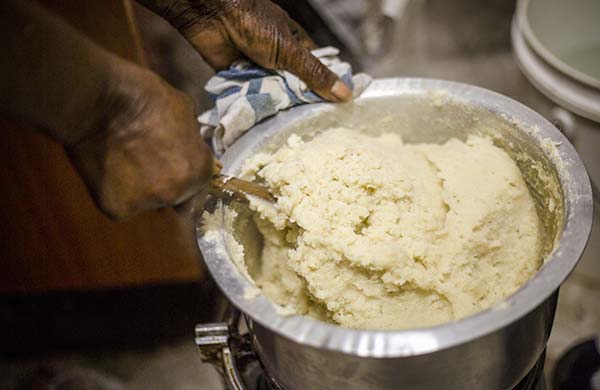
[210,174,275,203]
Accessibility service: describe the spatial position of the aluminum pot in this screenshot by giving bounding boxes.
[196,78,592,390]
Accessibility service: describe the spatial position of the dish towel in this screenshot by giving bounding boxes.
[198,46,371,154]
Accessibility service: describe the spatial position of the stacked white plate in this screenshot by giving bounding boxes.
[512,0,600,280]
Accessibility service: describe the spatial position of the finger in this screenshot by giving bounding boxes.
[278,42,352,102]
[195,142,219,185]
[287,18,317,50]
[174,156,222,218]
[173,155,220,217]
[174,185,209,219]
[186,29,243,70]
[201,45,242,70]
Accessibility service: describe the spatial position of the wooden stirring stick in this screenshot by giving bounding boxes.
[210,174,275,204]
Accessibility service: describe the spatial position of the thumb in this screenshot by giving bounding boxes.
[277,42,352,102]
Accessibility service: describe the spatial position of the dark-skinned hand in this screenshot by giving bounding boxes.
[2,0,351,221]
[67,63,215,220]
[138,0,353,102]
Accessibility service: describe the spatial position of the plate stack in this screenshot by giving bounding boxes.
[512,0,600,281]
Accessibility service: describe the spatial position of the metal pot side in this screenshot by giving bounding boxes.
[197,78,593,390]
[249,293,557,390]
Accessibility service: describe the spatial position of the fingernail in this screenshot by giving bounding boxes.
[331,80,352,102]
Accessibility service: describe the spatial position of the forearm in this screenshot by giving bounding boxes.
[0,0,131,145]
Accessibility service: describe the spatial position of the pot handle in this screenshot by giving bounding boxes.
[194,307,249,390]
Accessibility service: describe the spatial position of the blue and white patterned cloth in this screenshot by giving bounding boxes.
[198,46,371,154]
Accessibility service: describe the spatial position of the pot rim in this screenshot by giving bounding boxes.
[197,78,593,358]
